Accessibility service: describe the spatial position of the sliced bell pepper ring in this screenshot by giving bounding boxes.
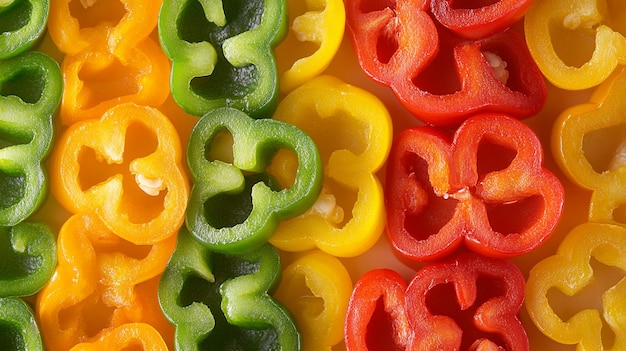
[526,222,626,350]
[553,67,626,225]
[158,228,301,351]
[273,250,353,351]
[0,0,49,59]
[0,297,44,350]
[68,323,168,351]
[524,0,626,90]
[430,0,533,39]
[48,0,162,56]
[59,36,171,125]
[345,0,547,126]
[269,75,392,257]
[0,222,56,298]
[274,0,345,92]
[51,102,189,244]
[36,213,176,351]
[386,113,563,261]
[158,0,288,118]
[345,253,528,350]
[0,51,62,226]
[186,107,322,254]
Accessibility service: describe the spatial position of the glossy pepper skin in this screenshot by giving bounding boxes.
[48,0,162,56]
[0,222,57,298]
[524,0,626,90]
[345,253,528,351]
[159,0,288,118]
[275,0,345,92]
[269,75,392,257]
[69,323,168,351]
[345,0,546,126]
[158,228,301,351]
[386,113,563,261]
[273,250,353,351]
[526,222,626,350]
[0,297,44,350]
[0,0,49,59]
[37,213,176,351]
[553,67,626,225]
[186,107,322,254]
[0,51,62,226]
[51,103,189,244]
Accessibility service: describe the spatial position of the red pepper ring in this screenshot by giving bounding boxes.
[430,0,534,39]
[385,113,564,261]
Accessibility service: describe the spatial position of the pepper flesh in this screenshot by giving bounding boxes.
[0,297,44,350]
[158,228,301,351]
[0,51,62,226]
[0,0,49,59]
[51,103,189,244]
[345,0,546,126]
[68,323,169,351]
[526,222,626,350]
[270,75,392,257]
[524,0,626,90]
[386,113,564,261]
[186,107,322,254]
[553,67,626,225]
[158,0,288,117]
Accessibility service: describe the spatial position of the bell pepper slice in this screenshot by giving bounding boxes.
[430,0,533,39]
[524,0,626,90]
[0,297,44,350]
[60,36,171,125]
[345,253,528,350]
[158,0,288,118]
[37,213,176,351]
[553,67,626,225]
[48,0,162,56]
[345,0,546,126]
[0,51,62,226]
[51,102,189,244]
[344,268,410,351]
[269,75,392,257]
[186,107,322,254]
[158,228,301,351]
[273,250,353,351]
[386,113,564,261]
[0,222,56,298]
[0,0,49,59]
[274,0,345,92]
[526,222,626,350]
[68,323,168,351]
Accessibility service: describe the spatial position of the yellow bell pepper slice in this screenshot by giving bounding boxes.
[275,0,345,92]
[269,75,392,257]
[524,0,626,90]
[273,250,352,351]
[69,323,168,351]
[526,222,626,350]
[553,66,626,224]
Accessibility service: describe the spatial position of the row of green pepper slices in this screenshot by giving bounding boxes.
[3,0,622,350]
[0,0,60,349]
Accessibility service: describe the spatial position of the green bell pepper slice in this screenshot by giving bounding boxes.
[0,297,43,350]
[0,51,61,226]
[0,222,56,298]
[186,107,322,254]
[158,0,287,118]
[158,228,301,351]
[0,0,49,59]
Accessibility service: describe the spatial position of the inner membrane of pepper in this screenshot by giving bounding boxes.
[68,0,125,29]
[0,0,30,34]
[0,319,25,350]
[179,0,263,100]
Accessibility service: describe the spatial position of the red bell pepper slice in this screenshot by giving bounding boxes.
[345,0,546,126]
[385,113,563,261]
[345,253,528,351]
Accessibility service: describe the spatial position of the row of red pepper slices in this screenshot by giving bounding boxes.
[1,0,624,350]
